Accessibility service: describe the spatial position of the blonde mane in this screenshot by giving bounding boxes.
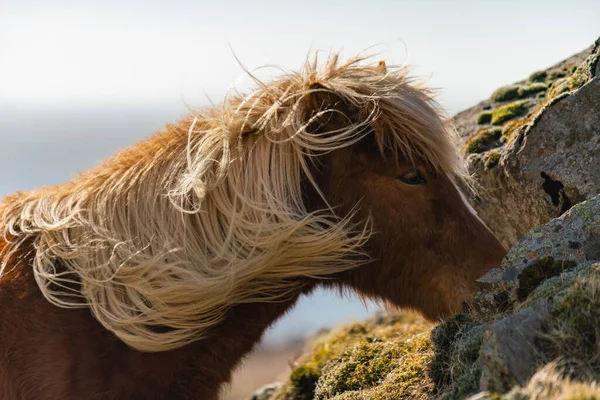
[0,54,467,352]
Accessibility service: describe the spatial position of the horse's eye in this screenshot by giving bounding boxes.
[398,169,427,185]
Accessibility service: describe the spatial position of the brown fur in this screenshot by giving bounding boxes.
[0,56,506,399]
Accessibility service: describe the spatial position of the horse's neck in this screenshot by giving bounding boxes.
[174,291,309,397]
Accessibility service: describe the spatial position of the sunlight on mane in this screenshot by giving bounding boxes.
[0,52,467,352]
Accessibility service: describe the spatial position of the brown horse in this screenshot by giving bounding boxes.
[0,54,505,399]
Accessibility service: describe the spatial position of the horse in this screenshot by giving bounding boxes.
[0,54,506,399]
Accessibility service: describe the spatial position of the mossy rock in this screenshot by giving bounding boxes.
[542,264,600,379]
[271,313,434,400]
[516,257,578,301]
[314,333,433,399]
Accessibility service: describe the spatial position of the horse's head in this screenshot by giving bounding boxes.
[302,62,506,320]
[315,145,506,319]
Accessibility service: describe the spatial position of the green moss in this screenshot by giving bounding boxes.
[273,313,434,400]
[463,127,502,154]
[545,45,599,100]
[491,85,521,102]
[518,82,547,97]
[314,333,433,399]
[517,257,578,301]
[490,101,529,125]
[477,111,493,124]
[528,70,548,83]
[547,68,569,81]
[491,83,547,102]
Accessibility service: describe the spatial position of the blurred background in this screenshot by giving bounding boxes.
[1,1,598,398]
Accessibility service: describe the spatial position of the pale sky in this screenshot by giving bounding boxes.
[0,0,598,345]
[1,0,599,113]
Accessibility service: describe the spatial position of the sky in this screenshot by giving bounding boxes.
[2,0,599,112]
[0,0,598,345]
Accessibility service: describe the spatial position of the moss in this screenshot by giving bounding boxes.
[273,313,434,400]
[542,264,600,379]
[518,82,547,97]
[438,361,483,400]
[491,83,547,102]
[491,85,521,102]
[547,68,569,81]
[548,77,573,98]
[501,118,530,144]
[490,101,529,125]
[463,127,502,154]
[528,70,548,83]
[516,263,587,312]
[545,45,599,100]
[288,365,320,400]
[430,313,470,386]
[477,111,493,124]
[536,91,547,101]
[517,257,578,301]
[314,333,434,399]
[483,149,502,169]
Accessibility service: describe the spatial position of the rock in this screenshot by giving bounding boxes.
[479,301,549,392]
[249,382,282,400]
[473,194,600,315]
[455,38,600,247]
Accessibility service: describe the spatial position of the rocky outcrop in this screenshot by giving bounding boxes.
[454,39,600,247]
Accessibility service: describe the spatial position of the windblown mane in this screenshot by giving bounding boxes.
[0,54,467,352]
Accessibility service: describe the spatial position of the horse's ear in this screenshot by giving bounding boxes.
[303,81,352,135]
[304,81,341,114]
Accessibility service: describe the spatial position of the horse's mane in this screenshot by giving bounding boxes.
[0,53,468,352]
